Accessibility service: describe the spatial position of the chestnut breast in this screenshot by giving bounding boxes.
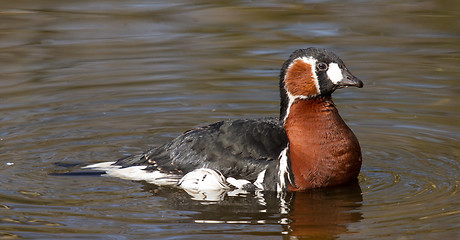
[284,97,362,190]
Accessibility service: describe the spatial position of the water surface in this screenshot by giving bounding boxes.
[0,0,459,239]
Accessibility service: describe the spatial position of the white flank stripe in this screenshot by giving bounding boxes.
[227,177,251,189]
[253,169,266,190]
[277,146,290,192]
[84,161,117,170]
[178,168,230,191]
[84,161,180,186]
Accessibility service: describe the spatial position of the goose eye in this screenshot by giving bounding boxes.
[317,62,328,71]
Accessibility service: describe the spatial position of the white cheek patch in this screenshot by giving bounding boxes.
[327,63,344,84]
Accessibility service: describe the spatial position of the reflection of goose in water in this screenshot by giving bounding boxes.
[285,181,363,238]
[140,181,363,239]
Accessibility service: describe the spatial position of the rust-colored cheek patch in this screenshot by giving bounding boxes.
[284,59,319,97]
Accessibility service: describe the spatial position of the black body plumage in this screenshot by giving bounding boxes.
[114,118,288,190]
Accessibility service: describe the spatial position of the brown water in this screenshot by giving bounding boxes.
[1,1,459,239]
